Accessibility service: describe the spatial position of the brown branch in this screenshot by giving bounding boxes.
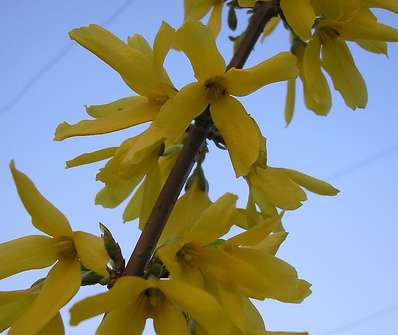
[123,0,279,277]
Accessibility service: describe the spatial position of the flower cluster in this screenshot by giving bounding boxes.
[1,0,397,334]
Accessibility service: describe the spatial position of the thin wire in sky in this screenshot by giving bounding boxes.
[0,0,137,115]
[317,304,398,335]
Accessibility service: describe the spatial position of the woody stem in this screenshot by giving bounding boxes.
[123,0,279,277]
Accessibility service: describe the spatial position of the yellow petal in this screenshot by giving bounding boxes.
[184,0,214,21]
[123,182,144,223]
[284,79,296,126]
[70,276,149,325]
[210,96,260,177]
[127,34,153,57]
[215,285,245,331]
[302,33,332,115]
[175,21,225,81]
[185,193,237,245]
[249,167,307,210]
[159,182,212,245]
[96,304,146,335]
[69,25,161,97]
[54,100,158,140]
[73,231,109,277]
[155,82,209,141]
[10,162,72,237]
[207,2,223,37]
[366,0,398,13]
[262,17,280,41]
[280,168,339,196]
[281,0,315,41]
[237,0,256,6]
[86,96,148,118]
[153,22,176,83]
[225,214,282,247]
[254,231,288,255]
[157,243,184,276]
[356,39,388,55]
[153,300,189,335]
[0,236,57,280]
[158,279,234,335]
[243,298,266,334]
[66,147,117,169]
[320,32,368,110]
[9,259,81,335]
[37,313,64,335]
[225,52,298,96]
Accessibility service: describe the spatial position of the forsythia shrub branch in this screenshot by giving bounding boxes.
[1,0,397,334]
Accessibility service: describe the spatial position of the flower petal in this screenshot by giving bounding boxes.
[128,34,153,57]
[155,82,209,141]
[356,39,388,55]
[210,96,261,177]
[54,100,158,140]
[73,231,109,277]
[184,0,214,21]
[158,279,234,335]
[0,236,57,280]
[153,300,189,335]
[243,298,266,334]
[86,96,147,118]
[320,32,368,110]
[9,259,81,335]
[185,193,237,245]
[225,52,298,96]
[280,168,339,196]
[123,182,144,223]
[96,304,146,335]
[302,33,332,115]
[153,22,176,82]
[254,231,288,255]
[66,147,117,169]
[10,162,72,237]
[37,313,64,335]
[284,79,296,126]
[70,276,149,325]
[207,2,223,37]
[175,21,225,81]
[281,0,315,41]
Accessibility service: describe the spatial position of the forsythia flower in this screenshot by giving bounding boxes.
[55,22,176,141]
[69,276,234,335]
[184,0,225,36]
[0,162,109,335]
[0,284,64,335]
[156,21,298,176]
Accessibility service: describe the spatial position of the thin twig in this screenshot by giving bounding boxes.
[123,0,279,277]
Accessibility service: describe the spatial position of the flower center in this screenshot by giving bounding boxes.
[55,236,77,261]
[145,287,164,308]
[177,243,200,267]
[204,77,227,102]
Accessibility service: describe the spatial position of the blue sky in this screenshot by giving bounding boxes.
[1,1,398,334]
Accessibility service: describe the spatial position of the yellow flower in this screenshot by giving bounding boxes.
[184,0,225,36]
[0,285,64,335]
[54,21,176,141]
[156,21,298,176]
[0,162,109,335]
[69,276,234,335]
[238,0,316,41]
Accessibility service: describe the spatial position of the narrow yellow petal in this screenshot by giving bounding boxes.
[207,2,223,37]
[157,243,184,276]
[158,279,234,335]
[280,168,339,196]
[37,313,64,335]
[210,96,261,177]
[127,34,153,57]
[155,82,209,141]
[9,259,81,335]
[237,0,256,6]
[0,236,57,280]
[243,298,266,334]
[66,147,117,169]
[225,52,298,96]
[54,101,158,140]
[73,231,109,277]
[123,182,144,223]
[281,0,315,41]
[70,276,149,325]
[185,193,237,245]
[356,39,388,55]
[175,21,225,81]
[254,231,289,255]
[153,22,176,82]
[321,32,368,109]
[96,304,146,335]
[69,25,161,97]
[184,0,214,21]
[249,167,307,210]
[10,162,72,237]
[302,33,332,115]
[284,79,296,126]
[216,285,245,331]
[153,300,189,335]
[262,17,280,41]
[86,96,148,118]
